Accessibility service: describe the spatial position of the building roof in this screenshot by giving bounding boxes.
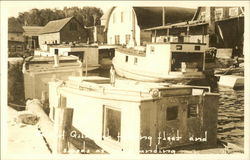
[134,7,195,29]
[101,7,114,21]
[23,26,44,36]
[192,7,202,21]
[39,17,74,35]
[145,20,208,31]
[104,7,195,32]
[8,18,24,33]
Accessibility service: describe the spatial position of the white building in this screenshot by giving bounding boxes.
[103,7,195,46]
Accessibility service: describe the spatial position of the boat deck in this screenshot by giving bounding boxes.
[61,76,210,102]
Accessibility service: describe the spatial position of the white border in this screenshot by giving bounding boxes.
[1,1,250,160]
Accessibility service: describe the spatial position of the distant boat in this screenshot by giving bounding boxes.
[34,44,100,71]
[113,42,207,82]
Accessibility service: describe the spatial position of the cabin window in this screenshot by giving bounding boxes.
[103,106,121,142]
[166,106,178,121]
[134,57,138,64]
[9,45,16,52]
[188,104,199,118]
[16,45,23,52]
[194,46,200,50]
[115,35,120,45]
[68,51,84,62]
[171,52,204,72]
[229,8,239,17]
[121,12,124,23]
[70,22,78,31]
[54,49,59,55]
[215,8,223,21]
[125,34,130,44]
[150,46,155,54]
[176,45,182,50]
[125,56,128,62]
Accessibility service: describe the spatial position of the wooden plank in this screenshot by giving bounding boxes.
[26,99,77,154]
[53,108,74,154]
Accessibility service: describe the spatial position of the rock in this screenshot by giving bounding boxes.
[17,112,39,125]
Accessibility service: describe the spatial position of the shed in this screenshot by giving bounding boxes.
[8,18,25,56]
[38,17,88,47]
[23,26,43,49]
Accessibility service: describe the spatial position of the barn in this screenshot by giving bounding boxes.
[38,17,88,47]
[103,7,195,46]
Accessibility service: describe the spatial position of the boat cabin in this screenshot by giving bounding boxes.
[35,44,100,71]
[113,42,207,82]
[23,56,82,100]
[49,76,218,154]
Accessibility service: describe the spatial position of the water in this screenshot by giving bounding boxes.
[217,87,244,148]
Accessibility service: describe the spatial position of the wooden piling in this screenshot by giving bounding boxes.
[26,99,77,154]
[53,108,74,154]
[59,96,67,108]
[41,91,47,104]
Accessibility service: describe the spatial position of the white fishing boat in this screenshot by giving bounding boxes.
[113,42,207,82]
[49,76,219,154]
[35,44,100,71]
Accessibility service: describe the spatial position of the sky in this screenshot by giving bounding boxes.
[4,1,202,18]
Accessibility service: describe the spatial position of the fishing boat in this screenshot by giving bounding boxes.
[35,44,100,71]
[22,55,83,100]
[49,76,219,154]
[113,42,207,82]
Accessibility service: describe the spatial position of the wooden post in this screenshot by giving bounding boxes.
[41,91,47,104]
[85,56,88,77]
[154,30,157,43]
[60,96,67,108]
[162,7,165,26]
[26,99,78,154]
[53,108,74,154]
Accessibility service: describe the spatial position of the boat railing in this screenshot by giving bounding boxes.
[65,80,158,98]
[65,80,211,99]
[116,47,146,56]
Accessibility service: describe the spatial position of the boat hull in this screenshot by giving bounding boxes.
[113,59,205,82]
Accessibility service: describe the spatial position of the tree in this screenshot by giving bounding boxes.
[13,7,103,27]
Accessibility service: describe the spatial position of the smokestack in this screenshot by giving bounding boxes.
[53,49,59,67]
[162,7,165,26]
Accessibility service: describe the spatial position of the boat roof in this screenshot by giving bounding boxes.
[56,76,210,102]
[49,44,98,49]
[145,20,208,31]
[28,55,79,62]
[25,56,81,72]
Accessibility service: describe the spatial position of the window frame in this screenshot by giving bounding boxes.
[187,104,199,118]
[113,13,116,24]
[215,8,224,21]
[134,57,138,65]
[121,12,124,23]
[166,106,179,121]
[125,55,129,62]
[125,34,130,44]
[102,105,121,144]
[229,7,239,17]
